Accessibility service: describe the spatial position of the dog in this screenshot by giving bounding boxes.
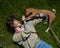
[24,8,56,32]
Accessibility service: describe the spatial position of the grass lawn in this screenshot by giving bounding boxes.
[0,0,60,48]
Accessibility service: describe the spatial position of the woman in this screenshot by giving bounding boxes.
[6,15,52,48]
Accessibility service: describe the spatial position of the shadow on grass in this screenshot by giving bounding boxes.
[13,42,24,48]
[0,44,3,48]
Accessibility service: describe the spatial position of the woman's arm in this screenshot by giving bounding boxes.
[22,15,42,26]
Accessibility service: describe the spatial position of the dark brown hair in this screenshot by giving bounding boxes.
[6,15,19,33]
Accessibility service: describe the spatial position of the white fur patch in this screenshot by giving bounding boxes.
[45,27,49,32]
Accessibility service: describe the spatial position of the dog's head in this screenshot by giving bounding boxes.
[25,8,38,16]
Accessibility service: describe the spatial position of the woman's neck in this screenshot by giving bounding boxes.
[15,26,24,33]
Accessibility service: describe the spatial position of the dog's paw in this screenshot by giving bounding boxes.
[45,27,49,32]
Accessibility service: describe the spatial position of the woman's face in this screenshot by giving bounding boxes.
[13,19,21,28]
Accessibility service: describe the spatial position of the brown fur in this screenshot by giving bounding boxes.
[25,8,56,28]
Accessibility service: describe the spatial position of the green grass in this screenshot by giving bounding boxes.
[0,0,60,48]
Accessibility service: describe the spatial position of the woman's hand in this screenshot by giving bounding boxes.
[15,27,21,33]
[22,15,27,24]
[22,15,26,21]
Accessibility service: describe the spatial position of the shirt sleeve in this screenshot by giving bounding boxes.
[28,18,42,26]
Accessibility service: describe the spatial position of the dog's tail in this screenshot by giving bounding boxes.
[52,9,56,14]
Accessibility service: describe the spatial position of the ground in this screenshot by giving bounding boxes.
[0,0,60,48]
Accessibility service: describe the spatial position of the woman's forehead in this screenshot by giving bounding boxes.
[13,19,20,24]
[13,19,19,22]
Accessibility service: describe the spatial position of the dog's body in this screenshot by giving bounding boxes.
[25,8,56,32]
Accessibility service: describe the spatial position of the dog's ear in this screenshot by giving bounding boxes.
[25,8,32,16]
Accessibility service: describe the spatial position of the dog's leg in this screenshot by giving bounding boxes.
[45,27,49,32]
[45,15,50,32]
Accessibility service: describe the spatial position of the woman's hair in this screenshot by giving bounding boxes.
[6,15,19,33]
